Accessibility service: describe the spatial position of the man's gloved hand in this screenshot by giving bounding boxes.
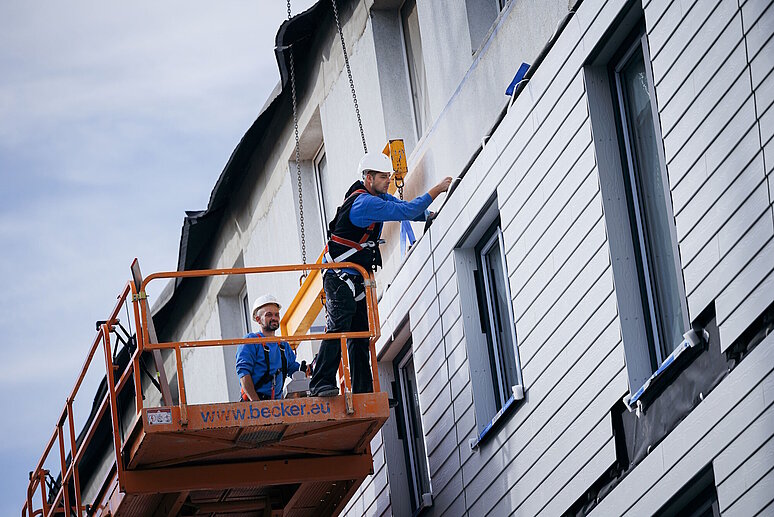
[300,360,308,375]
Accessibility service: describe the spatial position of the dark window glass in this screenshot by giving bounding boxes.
[614,33,686,366]
[655,466,720,517]
[241,290,251,334]
[477,225,520,410]
[398,350,431,511]
[314,146,333,246]
[401,0,430,138]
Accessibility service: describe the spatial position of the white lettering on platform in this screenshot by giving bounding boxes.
[147,408,173,425]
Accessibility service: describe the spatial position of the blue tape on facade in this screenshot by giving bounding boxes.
[626,330,704,409]
[470,395,517,449]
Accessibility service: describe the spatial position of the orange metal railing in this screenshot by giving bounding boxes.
[138,262,382,423]
[23,281,138,517]
[22,261,382,517]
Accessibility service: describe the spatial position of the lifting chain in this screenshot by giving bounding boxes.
[288,0,307,269]
[331,0,367,154]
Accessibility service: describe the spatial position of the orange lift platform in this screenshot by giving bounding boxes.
[22,261,389,517]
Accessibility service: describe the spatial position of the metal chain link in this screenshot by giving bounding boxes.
[288,0,307,266]
[331,0,367,154]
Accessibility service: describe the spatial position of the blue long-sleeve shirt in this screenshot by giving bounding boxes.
[349,192,432,227]
[331,191,431,276]
[236,332,301,399]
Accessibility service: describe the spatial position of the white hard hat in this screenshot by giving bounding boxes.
[358,152,394,177]
[252,294,281,317]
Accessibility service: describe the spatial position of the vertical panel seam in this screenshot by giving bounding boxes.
[739,0,772,214]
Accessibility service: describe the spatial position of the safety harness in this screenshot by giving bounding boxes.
[324,182,384,301]
[241,332,289,400]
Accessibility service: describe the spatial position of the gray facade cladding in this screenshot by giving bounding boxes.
[157,0,774,515]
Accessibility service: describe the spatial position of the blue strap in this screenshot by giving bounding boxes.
[400,220,416,258]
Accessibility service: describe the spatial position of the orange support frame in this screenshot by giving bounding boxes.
[23,260,383,517]
[280,250,326,337]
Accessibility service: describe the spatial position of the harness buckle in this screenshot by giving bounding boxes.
[132,291,148,302]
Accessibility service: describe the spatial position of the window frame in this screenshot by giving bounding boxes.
[654,465,720,517]
[399,0,430,140]
[611,29,689,369]
[240,286,251,335]
[395,345,432,513]
[465,0,507,54]
[453,201,525,446]
[312,143,330,248]
[476,224,522,410]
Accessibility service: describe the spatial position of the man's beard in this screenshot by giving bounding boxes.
[264,320,279,331]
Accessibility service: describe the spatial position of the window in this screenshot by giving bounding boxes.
[465,0,506,52]
[240,286,251,334]
[454,201,524,442]
[395,344,432,513]
[585,18,690,391]
[400,0,431,139]
[313,144,334,247]
[477,224,520,410]
[612,30,688,370]
[215,258,248,402]
[654,465,719,517]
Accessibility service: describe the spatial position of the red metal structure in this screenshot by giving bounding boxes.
[23,261,389,516]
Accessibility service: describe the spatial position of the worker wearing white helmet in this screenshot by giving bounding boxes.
[310,152,452,397]
[235,294,304,401]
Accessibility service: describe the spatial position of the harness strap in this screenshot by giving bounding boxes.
[254,343,273,388]
[321,262,367,302]
[331,188,376,246]
[253,338,288,394]
[331,234,364,251]
[327,238,380,263]
[349,188,368,198]
[359,223,376,244]
[279,343,288,380]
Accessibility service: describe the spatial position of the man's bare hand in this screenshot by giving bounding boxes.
[428,177,453,199]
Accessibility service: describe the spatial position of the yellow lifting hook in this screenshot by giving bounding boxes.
[382,139,408,195]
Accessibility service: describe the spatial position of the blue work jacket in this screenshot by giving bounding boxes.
[333,191,432,276]
[235,332,301,399]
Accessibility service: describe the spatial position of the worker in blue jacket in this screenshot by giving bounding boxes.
[310,152,452,397]
[236,294,303,400]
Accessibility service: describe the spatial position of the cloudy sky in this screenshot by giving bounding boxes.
[0,1,315,512]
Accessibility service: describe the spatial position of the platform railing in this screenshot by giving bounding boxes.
[23,261,382,516]
[23,281,140,517]
[138,262,382,423]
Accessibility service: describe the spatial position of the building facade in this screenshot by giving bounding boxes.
[153,0,774,515]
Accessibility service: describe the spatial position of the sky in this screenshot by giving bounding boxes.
[0,1,316,512]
